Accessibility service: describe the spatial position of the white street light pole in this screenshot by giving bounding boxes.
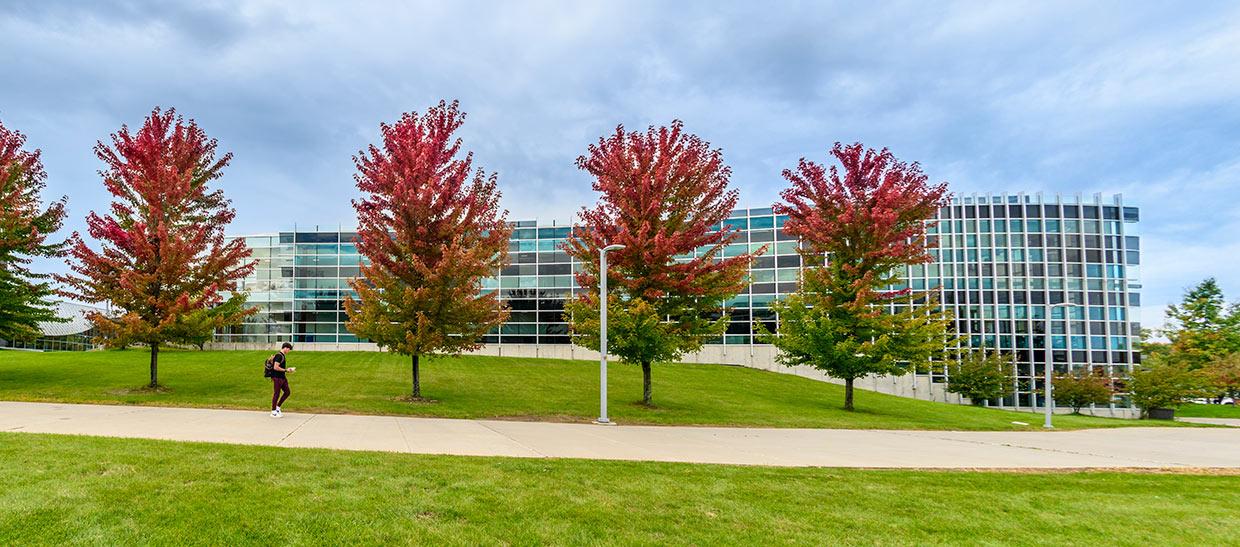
[596,244,625,425]
[1045,302,1086,429]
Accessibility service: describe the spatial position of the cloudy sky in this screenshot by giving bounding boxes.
[3,0,1238,328]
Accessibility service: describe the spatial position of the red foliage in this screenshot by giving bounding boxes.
[351,100,509,285]
[0,122,45,183]
[58,107,255,348]
[0,120,66,266]
[345,100,510,369]
[0,122,44,180]
[775,142,949,299]
[566,121,755,301]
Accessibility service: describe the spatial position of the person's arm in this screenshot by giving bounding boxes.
[273,355,288,372]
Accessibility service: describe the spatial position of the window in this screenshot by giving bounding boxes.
[295,232,338,243]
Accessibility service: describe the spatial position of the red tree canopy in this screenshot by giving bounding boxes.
[58,107,255,349]
[0,120,66,276]
[345,100,510,361]
[566,121,755,304]
[776,142,949,299]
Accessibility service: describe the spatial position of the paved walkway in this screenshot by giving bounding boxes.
[3,401,1239,468]
[1179,417,1240,427]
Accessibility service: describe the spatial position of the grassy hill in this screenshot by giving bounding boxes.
[0,349,1166,430]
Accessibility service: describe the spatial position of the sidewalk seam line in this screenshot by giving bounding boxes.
[394,416,412,452]
[877,430,1189,466]
[277,414,317,446]
[475,421,549,458]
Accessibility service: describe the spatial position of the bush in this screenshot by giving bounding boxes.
[946,350,1014,406]
[1128,364,1212,418]
[1052,369,1114,413]
[1202,353,1240,399]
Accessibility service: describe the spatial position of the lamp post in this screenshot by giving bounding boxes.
[1045,302,1086,429]
[596,244,625,425]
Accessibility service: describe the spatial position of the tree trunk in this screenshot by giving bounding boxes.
[844,378,854,411]
[149,343,160,388]
[641,361,652,405]
[411,353,421,399]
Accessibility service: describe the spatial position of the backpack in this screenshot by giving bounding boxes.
[263,354,277,378]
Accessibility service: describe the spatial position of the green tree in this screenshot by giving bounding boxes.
[1162,278,1240,369]
[1052,368,1115,414]
[1136,328,1172,363]
[171,293,251,350]
[568,297,685,381]
[762,143,953,411]
[946,349,1014,406]
[1128,364,1212,418]
[0,120,67,343]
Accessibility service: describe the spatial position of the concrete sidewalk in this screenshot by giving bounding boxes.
[1179,417,1240,427]
[3,401,1238,468]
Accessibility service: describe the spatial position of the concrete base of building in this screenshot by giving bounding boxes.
[205,341,1139,419]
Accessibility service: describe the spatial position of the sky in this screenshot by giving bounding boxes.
[2,0,1239,330]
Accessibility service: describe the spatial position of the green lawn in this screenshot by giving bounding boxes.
[0,349,1158,430]
[1178,403,1240,418]
[1,433,1236,545]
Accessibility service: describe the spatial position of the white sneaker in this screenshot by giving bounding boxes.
[271,410,281,418]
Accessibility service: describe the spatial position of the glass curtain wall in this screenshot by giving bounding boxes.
[221,193,1141,408]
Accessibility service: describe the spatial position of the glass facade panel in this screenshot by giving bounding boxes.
[219,194,1140,409]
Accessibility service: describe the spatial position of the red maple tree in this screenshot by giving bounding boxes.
[564,121,759,405]
[59,108,256,387]
[0,120,67,341]
[344,100,511,399]
[764,142,953,410]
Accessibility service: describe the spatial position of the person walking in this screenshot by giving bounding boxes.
[266,342,295,417]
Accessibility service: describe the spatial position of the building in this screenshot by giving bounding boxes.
[217,192,1141,409]
[0,301,103,352]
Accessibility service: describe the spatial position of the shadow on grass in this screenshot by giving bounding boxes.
[106,385,173,396]
[392,395,440,405]
[626,400,667,412]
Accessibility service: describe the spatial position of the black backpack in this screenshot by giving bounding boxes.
[263,354,277,378]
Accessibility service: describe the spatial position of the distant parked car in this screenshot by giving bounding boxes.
[1222,396,1235,405]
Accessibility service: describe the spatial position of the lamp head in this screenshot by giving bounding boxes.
[602,244,626,252]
